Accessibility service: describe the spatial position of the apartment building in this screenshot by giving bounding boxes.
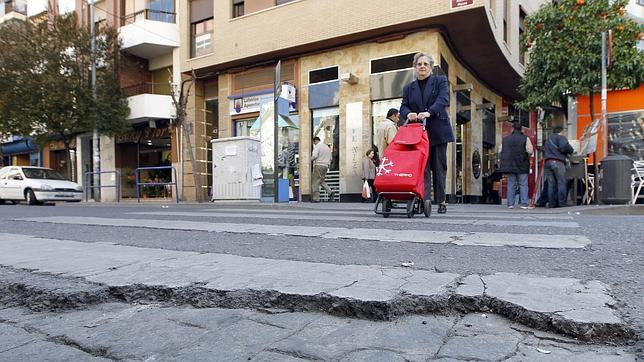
[175,0,545,203]
[71,0,181,199]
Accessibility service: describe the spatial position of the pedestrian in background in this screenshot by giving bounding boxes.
[543,126,574,208]
[362,148,376,203]
[400,52,454,214]
[375,108,399,156]
[499,122,534,209]
[311,136,335,203]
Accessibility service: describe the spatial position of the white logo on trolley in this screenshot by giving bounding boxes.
[394,173,413,177]
[376,157,393,176]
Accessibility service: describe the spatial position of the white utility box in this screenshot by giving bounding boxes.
[211,136,262,200]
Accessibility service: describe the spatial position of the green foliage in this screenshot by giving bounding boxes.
[517,0,644,111]
[0,13,130,142]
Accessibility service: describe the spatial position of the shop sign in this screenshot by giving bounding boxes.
[116,126,171,144]
[451,0,473,8]
[229,85,297,115]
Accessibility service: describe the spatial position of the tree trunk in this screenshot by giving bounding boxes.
[182,123,203,203]
[63,137,72,181]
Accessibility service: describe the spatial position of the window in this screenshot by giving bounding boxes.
[148,0,175,23]
[309,66,338,84]
[519,8,527,65]
[232,0,244,18]
[370,53,415,74]
[192,18,213,57]
[503,0,509,43]
[190,0,214,58]
[276,0,295,5]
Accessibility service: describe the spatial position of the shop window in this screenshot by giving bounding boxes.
[608,111,644,161]
[309,66,338,84]
[232,0,243,18]
[509,104,529,128]
[370,53,415,74]
[482,99,496,148]
[234,118,255,137]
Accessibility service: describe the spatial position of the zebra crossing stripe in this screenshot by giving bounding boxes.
[15,216,589,249]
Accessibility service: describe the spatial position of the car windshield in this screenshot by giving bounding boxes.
[22,168,66,180]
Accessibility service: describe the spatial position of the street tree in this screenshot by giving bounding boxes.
[517,0,644,118]
[0,12,130,179]
[170,70,206,203]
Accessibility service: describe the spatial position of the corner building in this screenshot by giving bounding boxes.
[180,0,545,202]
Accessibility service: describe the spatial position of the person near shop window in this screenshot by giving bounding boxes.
[400,52,454,214]
[499,122,534,209]
[543,126,574,208]
[361,148,376,203]
[311,136,335,203]
[375,108,399,156]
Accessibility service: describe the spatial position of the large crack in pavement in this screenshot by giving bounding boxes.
[0,267,637,345]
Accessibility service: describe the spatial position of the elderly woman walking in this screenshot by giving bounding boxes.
[399,52,454,214]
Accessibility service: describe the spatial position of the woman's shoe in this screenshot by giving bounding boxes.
[437,204,447,214]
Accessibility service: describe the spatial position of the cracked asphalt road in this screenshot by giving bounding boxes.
[0,203,642,360]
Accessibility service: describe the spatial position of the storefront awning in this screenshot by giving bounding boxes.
[0,137,38,155]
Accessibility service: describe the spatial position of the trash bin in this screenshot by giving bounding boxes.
[600,155,632,204]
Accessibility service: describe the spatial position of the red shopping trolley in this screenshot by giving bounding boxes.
[374,121,431,218]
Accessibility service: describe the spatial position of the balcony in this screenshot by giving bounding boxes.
[0,1,27,24]
[124,83,175,123]
[119,9,179,60]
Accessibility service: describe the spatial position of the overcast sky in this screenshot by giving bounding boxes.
[27,0,76,16]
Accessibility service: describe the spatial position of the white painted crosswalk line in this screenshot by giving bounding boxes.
[15,216,590,249]
[131,211,579,228]
[199,208,575,220]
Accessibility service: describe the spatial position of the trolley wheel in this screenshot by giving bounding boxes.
[423,199,431,218]
[382,199,391,218]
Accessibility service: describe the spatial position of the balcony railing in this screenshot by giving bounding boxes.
[122,82,172,97]
[121,9,176,26]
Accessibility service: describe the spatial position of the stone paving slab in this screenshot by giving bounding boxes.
[0,304,636,361]
[15,216,590,249]
[0,233,630,342]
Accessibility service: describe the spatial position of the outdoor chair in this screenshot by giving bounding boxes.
[631,160,644,205]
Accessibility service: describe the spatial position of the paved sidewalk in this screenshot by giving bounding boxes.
[0,233,632,342]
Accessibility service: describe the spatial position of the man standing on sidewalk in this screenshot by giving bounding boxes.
[499,122,533,209]
[311,136,335,202]
[543,126,574,208]
[375,108,399,156]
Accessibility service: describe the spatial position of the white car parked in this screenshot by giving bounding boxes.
[0,166,83,205]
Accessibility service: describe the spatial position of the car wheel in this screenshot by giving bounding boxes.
[25,189,38,205]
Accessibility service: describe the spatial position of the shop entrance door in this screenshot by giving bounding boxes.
[312,107,340,201]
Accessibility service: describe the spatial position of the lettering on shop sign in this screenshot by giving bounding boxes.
[116,127,171,144]
[451,0,473,8]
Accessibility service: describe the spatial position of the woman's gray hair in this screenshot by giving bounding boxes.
[412,52,434,79]
[413,52,434,67]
